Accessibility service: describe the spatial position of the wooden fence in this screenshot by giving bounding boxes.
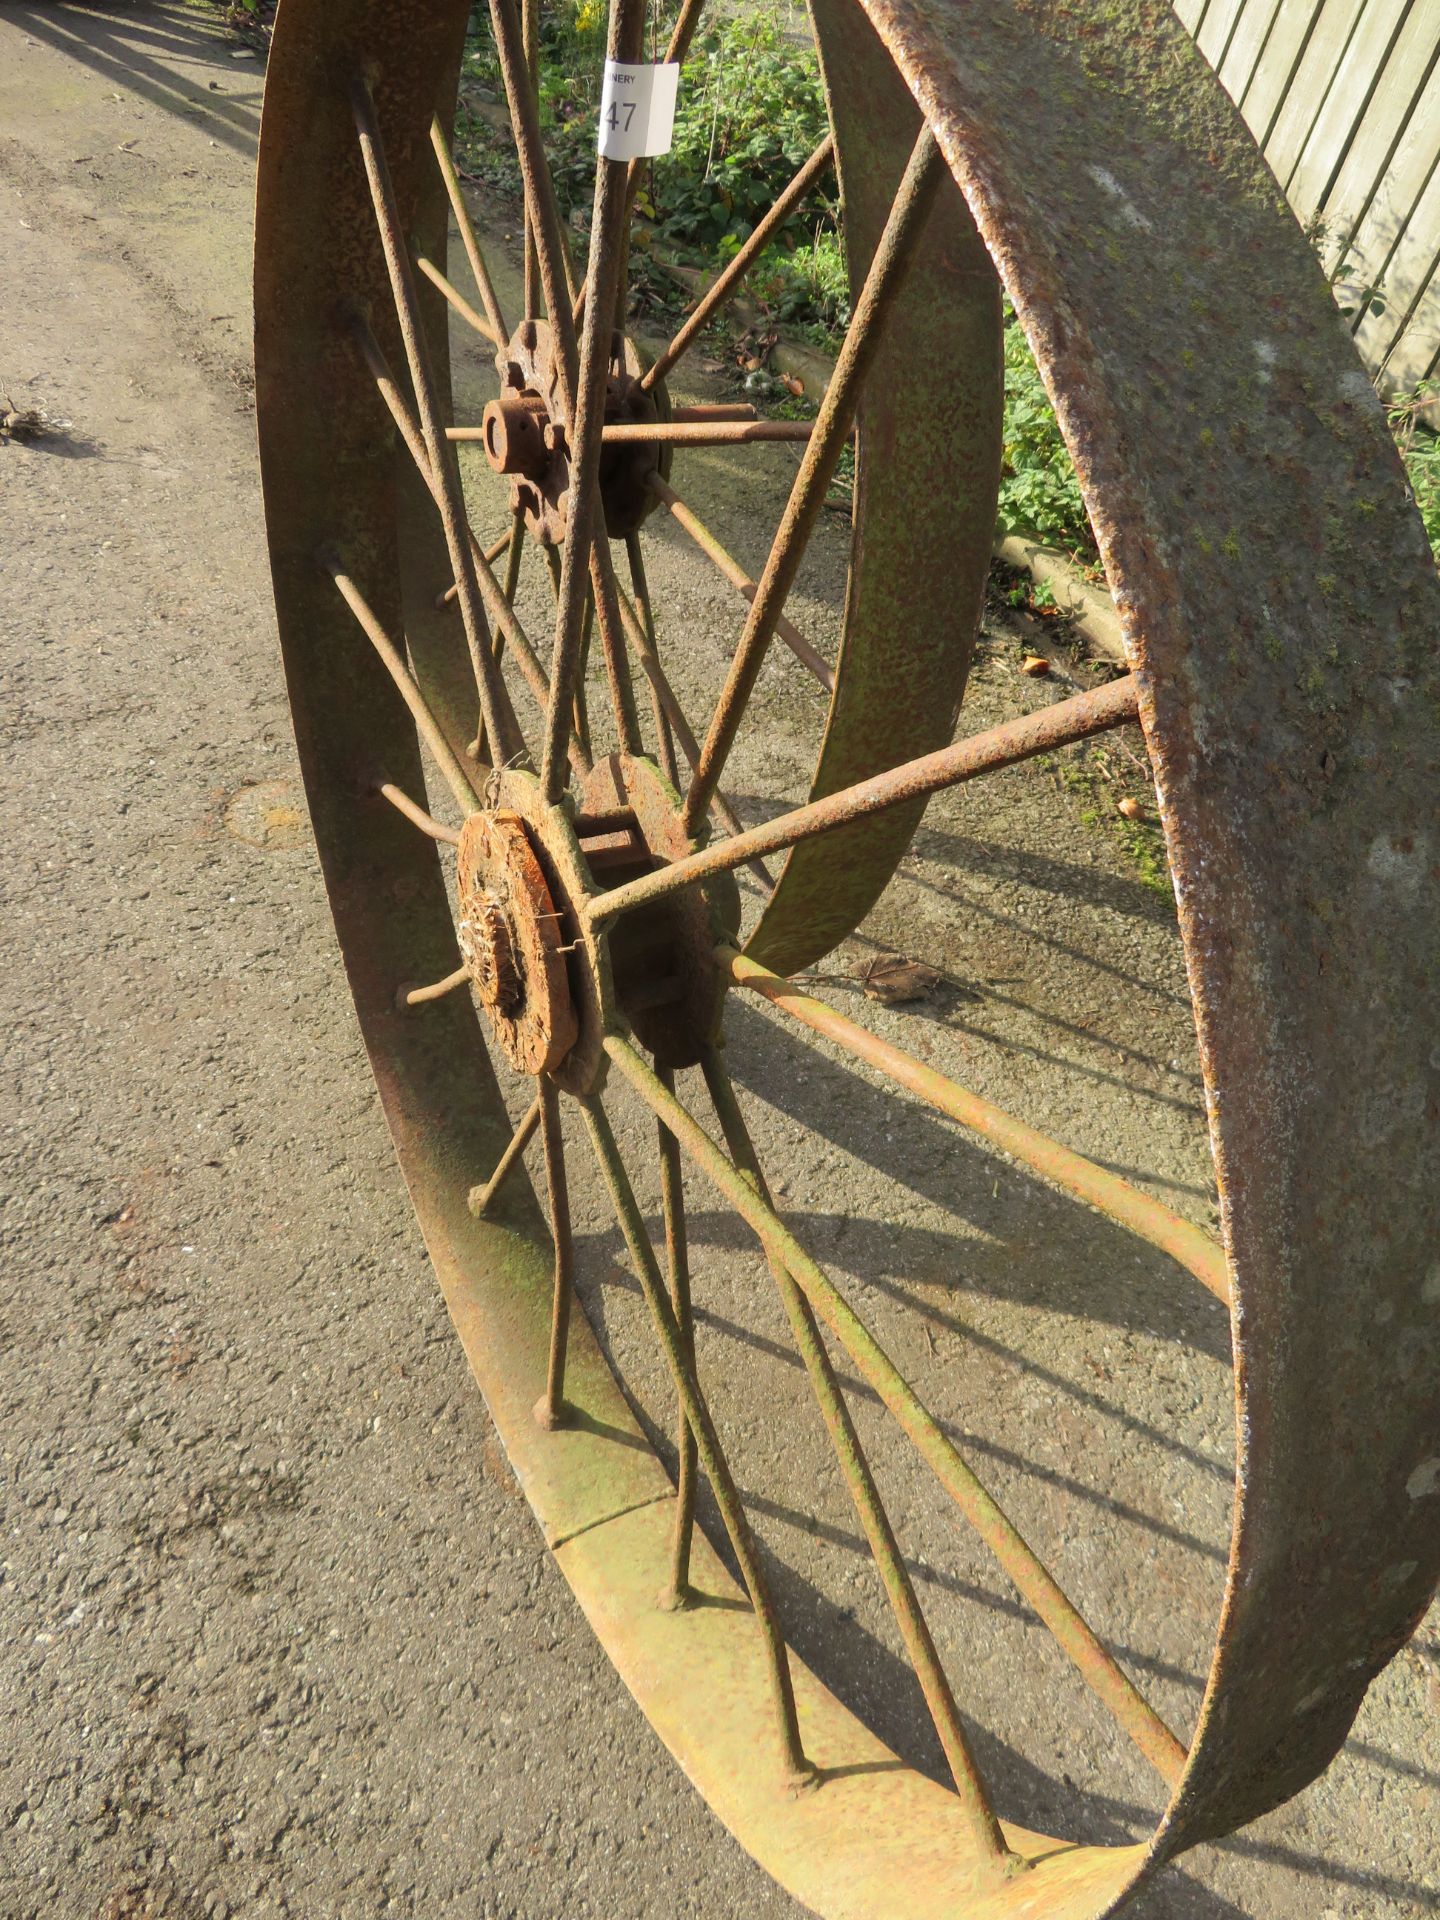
[1176,0,1440,400]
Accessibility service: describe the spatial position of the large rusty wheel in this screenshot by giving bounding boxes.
[254,1,1440,1913]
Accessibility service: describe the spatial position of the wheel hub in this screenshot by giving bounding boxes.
[483,318,670,544]
[455,764,740,1092]
[456,809,577,1076]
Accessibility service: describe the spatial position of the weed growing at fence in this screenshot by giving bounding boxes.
[1387,385,1440,563]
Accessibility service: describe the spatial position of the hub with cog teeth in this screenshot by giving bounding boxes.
[485,318,671,545]
[456,810,577,1077]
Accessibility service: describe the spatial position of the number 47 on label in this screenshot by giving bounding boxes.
[598,60,680,161]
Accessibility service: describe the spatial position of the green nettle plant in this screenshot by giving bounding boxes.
[998,304,1096,561]
[654,9,831,257]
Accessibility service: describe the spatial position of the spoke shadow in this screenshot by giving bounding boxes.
[720,997,1231,1362]
[9,2,263,160]
[567,1229,1440,1916]
[590,1252,1231,1575]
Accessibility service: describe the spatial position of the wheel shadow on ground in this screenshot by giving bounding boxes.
[720,996,1230,1361]
[568,1222,1439,1920]
[9,2,261,160]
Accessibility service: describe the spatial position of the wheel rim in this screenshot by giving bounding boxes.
[253,1,1440,1914]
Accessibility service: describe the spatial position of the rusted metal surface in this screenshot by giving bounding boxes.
[654,1062,698,1611]
[376,781,461,845]
[684,125,947,833]
[457,810,578,1074]
[468,322,670,544]
[736,0,1003,972]
[429,112,508,344]
[255,0,1440,1911]
[835,0,1440,1870]
[327,561,484,813]
[701,1048,1018,1874]
[399,961,472,1007]
[609,1034,1191,1790]
[352,314,587,773]
[534,1075,575,1430]
[581,1095,816,1791]
[537,0,641,804]
[591,676,1140,925]
[351,76,520,766]
[602,419,815,444]
[579,752,736,1068]
[416,251,500,345]
[726,947,1230,1303]
[468,1091,541,1216]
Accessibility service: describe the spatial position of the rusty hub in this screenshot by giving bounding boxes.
[456,809,577,1075]
[486,318,672,544]
[457,768,739,1089]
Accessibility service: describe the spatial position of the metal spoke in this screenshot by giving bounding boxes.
[429,113,509,345]
[438,524,515,609]
[501,505,526,604]
[490,0,581,414]
[521,0,543,319]
[624,533,678,787]
[656,1064,697,1608]
[326,561,481,814]
[591,675,1141,926]
[582,1097,813,1787]
[685,126,947,831]
[398,963,471,1008]
[573,587,595,762]
[354,312,517,753]
[587,536,645,766]
[639,134,835,394]
[351,77,521,766]
[350,316,586,778]
[475,506,529,760]
[602,421,815,446]
[647,475,834,692]
[700,1051,1015,1872]
[536,1077,575,1429]
[605,1034,1189,1787]
[415,254,500,347]
[726,948,1229,1304]
[376,782,461,844]
[538,0,647,801]
[610,577,774,890]
[469,1092,542,1216]
[445,404,765,438]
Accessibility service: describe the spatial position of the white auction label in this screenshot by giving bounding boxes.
[598,60,679,160]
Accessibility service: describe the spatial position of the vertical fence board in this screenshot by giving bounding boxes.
[1287,0,1409,225]
[1264,0,1368,190]
[1217,0,1285,107]
[1197,0,1249,66]
[1355,161,1440,376]
[1318,11,1440,255]
[1241,1,1319,137]
[1177,0,1439,398]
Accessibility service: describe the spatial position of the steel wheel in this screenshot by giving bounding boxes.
[253,1,1440,1914]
